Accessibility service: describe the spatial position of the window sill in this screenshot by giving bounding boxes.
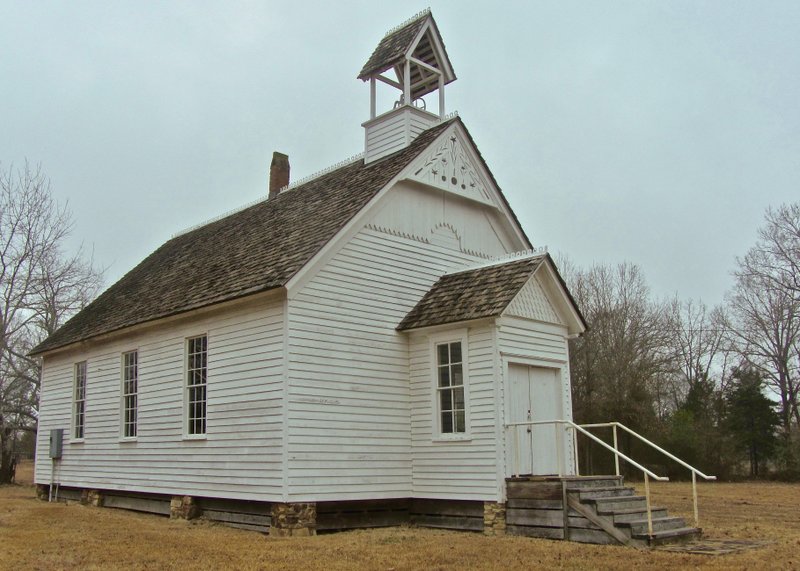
[119,437,138,443]
[182,434,207,442]
[69,439,85,445]
[432,434,472,443]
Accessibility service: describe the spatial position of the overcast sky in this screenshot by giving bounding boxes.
[2,1,798,307]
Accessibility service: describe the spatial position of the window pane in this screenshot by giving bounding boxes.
[437,344,449,366]
[449,342,462,364]
[438,366,450,387]
[441,411,453,433]
[455,411,466,433]
[453,386,465,409]
[452,364,463,386]
[440,389,453,412]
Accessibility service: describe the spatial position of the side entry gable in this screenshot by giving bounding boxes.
[502,258,586,336]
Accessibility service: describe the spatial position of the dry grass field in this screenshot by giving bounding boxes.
[1,461,798,570]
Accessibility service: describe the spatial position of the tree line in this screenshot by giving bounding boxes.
[563,203,799,480]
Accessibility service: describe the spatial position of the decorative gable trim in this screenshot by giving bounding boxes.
[405,123,498,208]
[408,126,494,206]
[364,222,493,259]
[394,119,530,251]
[286,118,530,297]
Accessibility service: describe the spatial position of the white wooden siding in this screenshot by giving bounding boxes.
[408,324,502,500]
[34,298,285,501]
[364,107,440,163]
[498,317,570,363]
[368,182,517,256]
[286,202,511,501]
[365,112,407,163]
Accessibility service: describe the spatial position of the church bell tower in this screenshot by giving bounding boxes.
[358,10,456,164]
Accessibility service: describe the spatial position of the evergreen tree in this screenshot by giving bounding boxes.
[664,374,732,478]
[726,368,780,477]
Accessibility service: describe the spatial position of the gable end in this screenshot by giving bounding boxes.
[504,275,565,325]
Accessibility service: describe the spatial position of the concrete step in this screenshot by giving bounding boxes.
[631,526,702,547]
[616,516,687,536]
[567,486,635,499]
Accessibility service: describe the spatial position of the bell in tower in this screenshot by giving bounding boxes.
[358,10,456,164]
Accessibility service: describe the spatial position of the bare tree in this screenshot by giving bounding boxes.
[741,203,800,296]
[725,203,800,466]
[0,162,102,483]
[559,260,677,474]
[666,298,731,394]
[561,261,673,425]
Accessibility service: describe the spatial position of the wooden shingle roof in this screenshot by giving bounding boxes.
[397,256,547,331]
[32,119,457,355]
[358,12,430,80]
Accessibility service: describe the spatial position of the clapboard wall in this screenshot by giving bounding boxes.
[408,323,504,500]
[34,295,286,501]
[285,181,519,501]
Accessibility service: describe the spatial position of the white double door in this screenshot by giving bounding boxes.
[507,364,564,476]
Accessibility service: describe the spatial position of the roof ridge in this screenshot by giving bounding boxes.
[169,114,461,239]
[280,153,364,193]
[448,247,548,275]
[170,153,366,238]
[383,8,431,37]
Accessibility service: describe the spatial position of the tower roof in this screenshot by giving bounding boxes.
[358,10,456,100]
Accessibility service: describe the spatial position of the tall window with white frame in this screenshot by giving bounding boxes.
[74,361,87,439]
[122,351,138,438]
[187,335,207,436]
[437,341,465,434]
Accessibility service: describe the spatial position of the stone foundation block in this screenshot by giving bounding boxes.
[483,501,506,536]
[80,489,104,507]
[170,495,200,520]
[270,502,317,537]
[35,484,49,501]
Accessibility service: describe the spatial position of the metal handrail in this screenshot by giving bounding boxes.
[578,421,716,527]
[505,420,668,482]
[580,422,717,480]
[505,419,668,537]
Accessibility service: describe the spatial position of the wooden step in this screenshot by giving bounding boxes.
[615,516,688,536]
[631,526,702,546]
[603,506,669,523]
[567,486,635,499]
[503,476,704,549]
[559,476,624,489]
[584,495,647,512]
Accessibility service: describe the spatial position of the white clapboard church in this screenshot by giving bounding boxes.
[33,11,704,545]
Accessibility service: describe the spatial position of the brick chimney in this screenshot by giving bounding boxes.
[269,152,290,198]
